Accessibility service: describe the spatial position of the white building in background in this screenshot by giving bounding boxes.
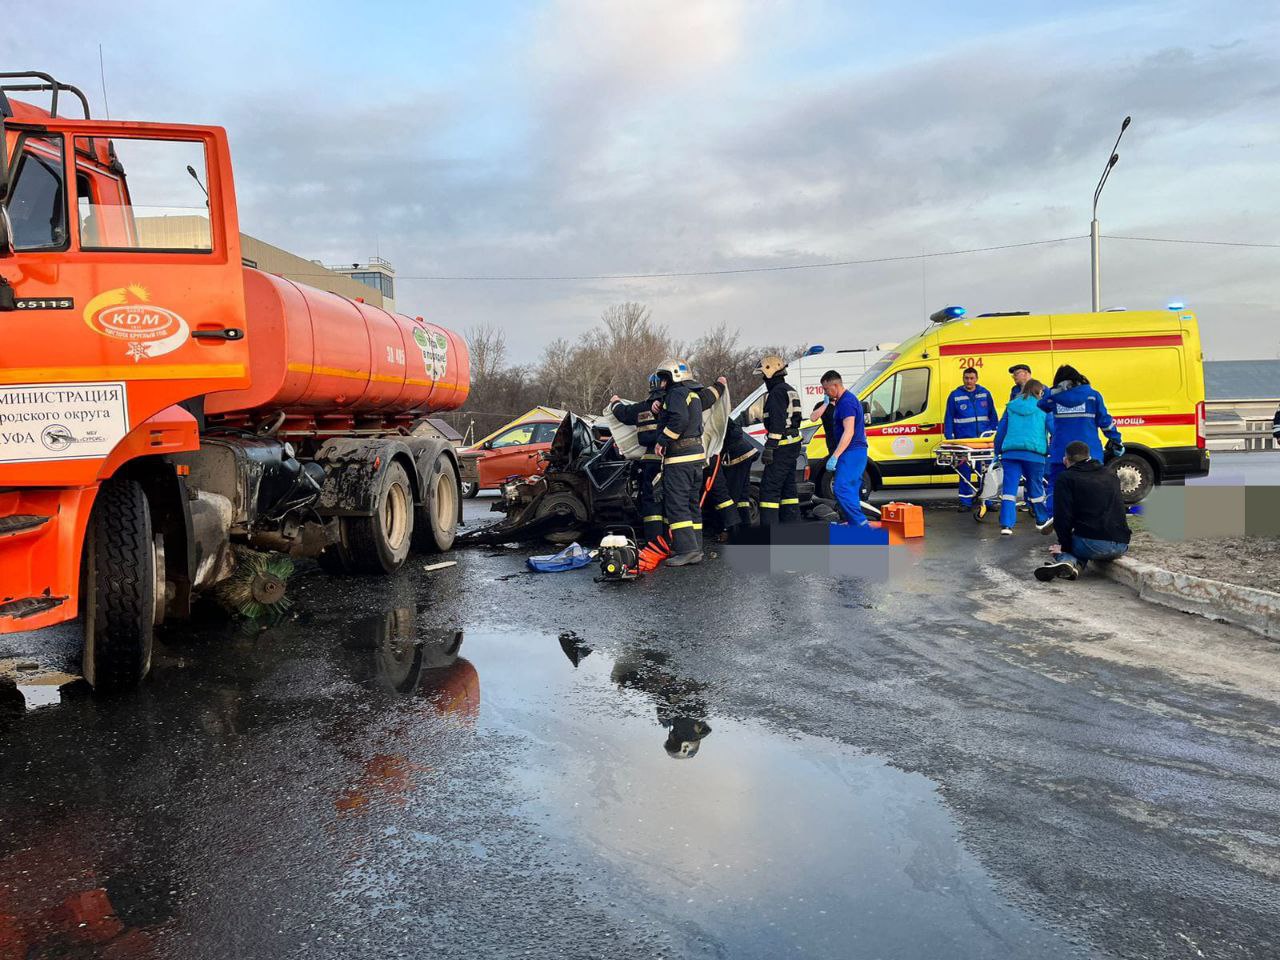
[325,257,396,313]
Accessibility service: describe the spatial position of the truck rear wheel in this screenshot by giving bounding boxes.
[81,477,156,692]
[345,461,415,574]
[413,453,459,553]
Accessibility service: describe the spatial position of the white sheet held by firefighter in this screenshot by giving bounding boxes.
[600,386,729,466]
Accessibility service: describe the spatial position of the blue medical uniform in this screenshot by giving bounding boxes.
[829,389,869,526]
[1038,383,1122,512]
[944,384,998,507]
[994,395,1051,528]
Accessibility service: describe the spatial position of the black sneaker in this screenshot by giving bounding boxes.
[1034,560,1078,582]
[665,550,704,567]
[957,503,971,513]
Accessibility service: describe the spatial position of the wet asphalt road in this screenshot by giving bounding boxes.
[3,481,1280,959]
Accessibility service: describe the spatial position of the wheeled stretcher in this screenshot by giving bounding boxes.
[934,434,1001,521]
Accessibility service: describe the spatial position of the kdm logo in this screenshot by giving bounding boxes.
[84,284,190,362]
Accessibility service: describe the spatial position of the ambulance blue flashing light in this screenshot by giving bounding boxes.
[1166,301,1185,311]
[807,345,825,355]
[929,305,966,324]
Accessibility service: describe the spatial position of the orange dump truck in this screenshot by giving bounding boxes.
[0,73,470,689]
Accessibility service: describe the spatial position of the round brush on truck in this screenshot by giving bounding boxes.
[0,73,470,690]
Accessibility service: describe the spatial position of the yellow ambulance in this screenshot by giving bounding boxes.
[846,306,1209,502]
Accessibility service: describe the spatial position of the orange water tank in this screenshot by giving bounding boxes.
[205,269,470,418]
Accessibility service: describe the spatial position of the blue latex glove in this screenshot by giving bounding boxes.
[826,454,839,472]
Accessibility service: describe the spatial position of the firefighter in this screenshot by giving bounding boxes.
[721,409,758,526]
[609,373,667,544]
[1037,364,1123,513]
[944,366,998,511]
[654,358,706,566]
[691,375,741,537]
[755,354,803,525]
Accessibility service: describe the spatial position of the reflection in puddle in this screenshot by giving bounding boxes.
[0,613,1083,959]
[470,629,1085,960]
[0,660,83,713]
[611,648,712,759]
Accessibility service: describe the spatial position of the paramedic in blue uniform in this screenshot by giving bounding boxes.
[943,366,998,510]
[994,379,1054,536]
[1037,364,1123,513]
[820,370,870,527]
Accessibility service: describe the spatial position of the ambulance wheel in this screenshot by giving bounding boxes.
[345,461,414,574]
[413,453,459,553]
[81,476,156,692]
[818,472,834,500]
[1110,453,1154,504]
[460,480,480,499]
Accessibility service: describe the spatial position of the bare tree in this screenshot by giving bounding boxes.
[466,323,508,384]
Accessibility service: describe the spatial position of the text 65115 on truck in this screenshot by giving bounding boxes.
[0,73,470,690]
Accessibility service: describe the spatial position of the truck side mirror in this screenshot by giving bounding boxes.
[862,400,871,417]
[0,205,13,259]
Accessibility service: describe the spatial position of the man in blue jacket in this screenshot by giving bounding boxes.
[944,367,998,510]
[819,370,870,527]
[1008,363,1032,401]
[994,379,1054,535]
[1037,364,1123,512]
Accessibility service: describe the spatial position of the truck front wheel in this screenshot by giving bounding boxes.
[81,477,156,692]
[413,453,459,553]
[344,461,415,574]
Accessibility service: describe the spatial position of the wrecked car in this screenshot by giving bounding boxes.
[457,396,818,546]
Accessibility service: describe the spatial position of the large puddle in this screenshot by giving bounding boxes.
[461,626,1082,960]
[0,608,1086,959]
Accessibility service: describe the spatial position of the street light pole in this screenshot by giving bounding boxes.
[1090,115,1131,312]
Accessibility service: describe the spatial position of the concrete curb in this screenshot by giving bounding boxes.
[1102,556,1280,642]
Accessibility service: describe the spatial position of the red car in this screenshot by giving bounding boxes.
[459,418,561,497]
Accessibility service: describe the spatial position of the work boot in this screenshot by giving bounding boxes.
[1034,560,1078,582]
[665,550,704,567]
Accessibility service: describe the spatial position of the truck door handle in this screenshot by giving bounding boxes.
[919,423,937,429]
[192,328,244,341]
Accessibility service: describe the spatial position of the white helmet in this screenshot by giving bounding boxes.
[753,354,788,378]
[656,358,693,383]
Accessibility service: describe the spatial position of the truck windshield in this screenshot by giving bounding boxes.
[848,353,899,397]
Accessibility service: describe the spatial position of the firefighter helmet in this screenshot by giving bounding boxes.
[754,354,788,378]
[656,358,692,383]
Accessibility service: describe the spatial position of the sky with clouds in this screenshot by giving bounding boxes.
[6,0,1278,360]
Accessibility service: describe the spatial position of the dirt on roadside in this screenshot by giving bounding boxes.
[1126,527,1280,594]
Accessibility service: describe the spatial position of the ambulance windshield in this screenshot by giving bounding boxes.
[849,353,899,397]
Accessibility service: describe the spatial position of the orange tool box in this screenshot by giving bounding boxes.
[879,502,925,539]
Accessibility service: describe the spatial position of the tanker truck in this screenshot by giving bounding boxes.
[0,73,470,690]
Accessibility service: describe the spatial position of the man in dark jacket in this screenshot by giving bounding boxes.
[1035,440,1131,581]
